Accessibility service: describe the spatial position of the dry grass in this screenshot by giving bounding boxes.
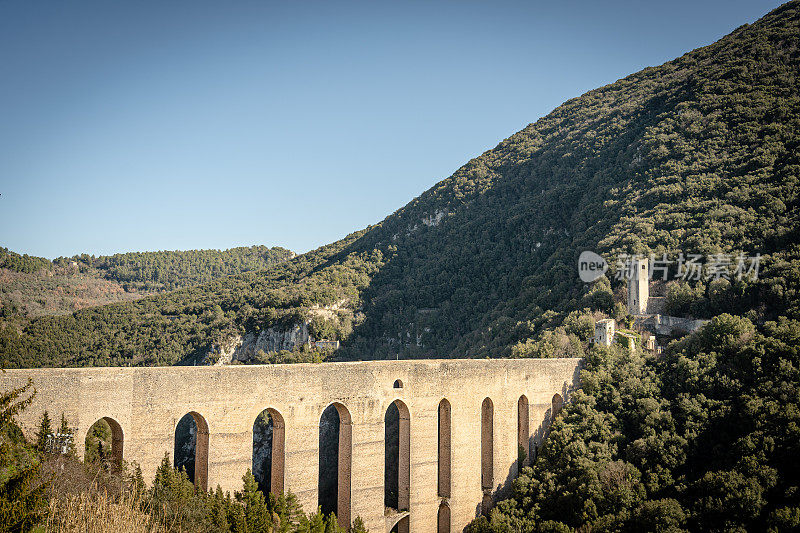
[46,490,168,533]
[42,455,125,501]
[42,455,178,533]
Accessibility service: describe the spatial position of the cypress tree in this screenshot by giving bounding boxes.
[129,462,146,500]
[323,513,341,533]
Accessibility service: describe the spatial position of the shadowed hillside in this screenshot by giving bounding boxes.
[2,1,800,367]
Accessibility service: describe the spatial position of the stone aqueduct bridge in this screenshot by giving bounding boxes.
[2,358,582,532]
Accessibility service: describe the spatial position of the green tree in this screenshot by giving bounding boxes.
[308,508,325,533]
[129,462,147,499]
[34,411,51,453]
[236,469,271,532]
[469,313,800,531]
[351,516,369,533]
[210,485,231,530]
[323,513,340,533]
[0,379,47,531]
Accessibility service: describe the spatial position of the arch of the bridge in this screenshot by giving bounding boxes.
[517,394,530,467]
[552,392,564,419]
[252,407,285,496]
[174,411,209,491]
[385,398,410,533]
[480,396,494,515]
[437,398,451,499]
[319,402,352,529]
[85,416,124,470]
[385,510,410,533]
[437,500,451,533]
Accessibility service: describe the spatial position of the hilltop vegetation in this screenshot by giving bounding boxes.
[1,245,295,292]
[0,246,293,321]
[468,314,800,532]
[2,0,799,368]
[84,246,295,292]
[0,248,51,274]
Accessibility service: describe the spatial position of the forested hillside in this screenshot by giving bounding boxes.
[2,1,799,368]
[468,313,800,532]
[0,246,293,321]
[87,246,295,292]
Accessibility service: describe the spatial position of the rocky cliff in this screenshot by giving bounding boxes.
[205,323,312,365]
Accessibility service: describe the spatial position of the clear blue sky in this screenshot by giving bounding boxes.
[0,0,784,259]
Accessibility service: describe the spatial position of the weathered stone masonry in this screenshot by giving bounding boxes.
[1,358,582,532]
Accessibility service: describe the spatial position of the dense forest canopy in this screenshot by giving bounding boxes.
[0,248,52,274]
[466,312,800,532]
[1,1,799,369]
[1,245,294,291]
[0,245,294,322]
[85,246,295,291]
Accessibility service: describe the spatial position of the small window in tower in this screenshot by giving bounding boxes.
[393,379,403,389]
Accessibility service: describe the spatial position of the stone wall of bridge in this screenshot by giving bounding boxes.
[0,358,582,532]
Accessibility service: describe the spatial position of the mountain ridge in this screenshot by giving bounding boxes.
[0,245,294,321]
[2,0,799,367]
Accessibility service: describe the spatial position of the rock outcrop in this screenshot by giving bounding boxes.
[204,322,312,364]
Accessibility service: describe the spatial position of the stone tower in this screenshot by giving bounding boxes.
[594,318,615,346]
[627,257,649,315]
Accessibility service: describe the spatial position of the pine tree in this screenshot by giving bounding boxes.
[0,462,47,531]
[227,490,248,533]
[129,461,146,500]
[351,516,369,533]
[34,411,51,452]
[323,513,341,533]
[172,467,195,512]
[277,491,308,532]
[149,452,201,524]
[210,485,230,530]
[0,379,47,531]
[0,379,34,429]
[308,507,325,533]
[150,452,175,501]
[237,469,271,532]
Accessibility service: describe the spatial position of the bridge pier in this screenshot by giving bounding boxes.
[1,358,581,532]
